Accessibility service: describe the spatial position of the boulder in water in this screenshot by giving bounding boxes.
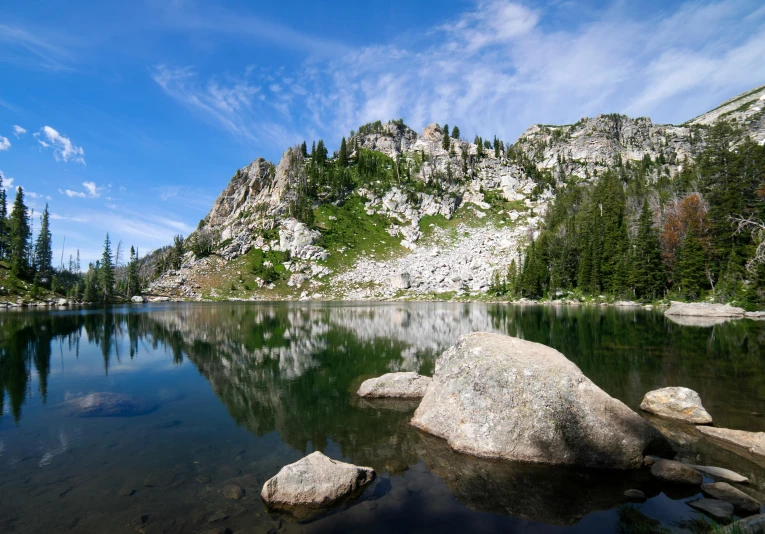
[357,372,431,398]
[410,333,669,469]
[650,459,703,485]
[702,482,761,514]
[697,426,765,462]
[665,301,745,318]
[687,498,734,524]
[640,387,713,424]
[261,451,375,519]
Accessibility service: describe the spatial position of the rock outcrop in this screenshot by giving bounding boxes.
[688,499,734,523]
[665,301,746,318]
[640,387,713,424]
[410,332,668,468]
[261,452,375,518]
[357,372,431,398]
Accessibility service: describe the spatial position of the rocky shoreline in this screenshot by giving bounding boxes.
[259,332,764,528]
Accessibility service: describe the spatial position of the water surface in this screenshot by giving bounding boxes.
[1,302,764,533]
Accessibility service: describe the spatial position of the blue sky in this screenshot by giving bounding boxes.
[1,0,764,265]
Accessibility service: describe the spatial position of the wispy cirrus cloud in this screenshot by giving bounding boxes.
[13,125,26,138]
[152,0,765,152]
[35,126,85,164]
[0,23,75,71]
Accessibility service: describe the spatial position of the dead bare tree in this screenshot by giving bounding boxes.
[732,215,765,272]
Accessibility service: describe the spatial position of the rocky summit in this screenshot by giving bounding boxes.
[148,85,765,302]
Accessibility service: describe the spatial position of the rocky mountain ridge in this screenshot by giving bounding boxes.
[149,84,765,301]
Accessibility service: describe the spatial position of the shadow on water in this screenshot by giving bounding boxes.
[0,302,764,532]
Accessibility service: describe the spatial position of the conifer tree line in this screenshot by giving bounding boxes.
[0,175,148,303]
[492,121,765,309]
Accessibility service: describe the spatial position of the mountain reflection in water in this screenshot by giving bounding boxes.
[1,302,764,533]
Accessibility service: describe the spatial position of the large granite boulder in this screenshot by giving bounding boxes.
[357,372,431,398]
[261,452,375,519]
[410,333,669,469]
[720,514,765,533]
[640,387,713,424]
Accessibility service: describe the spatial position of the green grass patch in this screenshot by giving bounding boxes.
[315,195,406,272]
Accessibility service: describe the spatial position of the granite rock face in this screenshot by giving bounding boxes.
[411,332,668,468]
[357,372,431,398]
[261,452,375,516]
[640,387,713,424]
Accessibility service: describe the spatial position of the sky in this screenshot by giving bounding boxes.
[1,0,764,265]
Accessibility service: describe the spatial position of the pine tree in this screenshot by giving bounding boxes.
[494,136,500,158]
[451,125,460,140]
[675,228,707,300]
[172,234,184,270]
[311,140,316,158]
[99,233,115,303]
[0,174,7,259]
[33,204,53,284]
[631,200,664,300]
[8,187,31,279]
[442,125,450,151]
[84,262,99,302]
[338,137,348,167]
[127,246,141,299]
[300,141,307,158]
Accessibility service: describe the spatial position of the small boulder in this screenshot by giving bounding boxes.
[702,482,761,514]
[691,465,749,484]
[389,272,411,290]
[411,333,669,469]
[688,499,734,524]
[624,489,646,503]
[650,459,703,485]
[357,372,431,398]
[131,295,146,303]
[640,387,713,424]
[261,452,375,517]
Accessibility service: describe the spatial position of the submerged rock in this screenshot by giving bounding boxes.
[697,427,765,462]
[640,387,713,424]
[261,452,375,519]
[650,459,703,485]
[665,301,745,318]
[688,498,734,523]
[411,332,668,469]
[64,392,156,417]
[702,482,761,514]
[357,372,431,398]
[691,465,749,484]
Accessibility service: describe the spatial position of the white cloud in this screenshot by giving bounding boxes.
[35,126,85,164]
[0,136,9,151]
[58,181,101,198]
[60,188,87,198]
[12,125,26,138]
[82,181,99,197]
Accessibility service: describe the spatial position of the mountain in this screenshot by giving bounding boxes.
[148,84,765,302]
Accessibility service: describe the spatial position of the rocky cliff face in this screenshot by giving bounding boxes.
[149,85,765,301]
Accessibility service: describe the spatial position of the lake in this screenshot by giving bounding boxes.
[1,302,764,533]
